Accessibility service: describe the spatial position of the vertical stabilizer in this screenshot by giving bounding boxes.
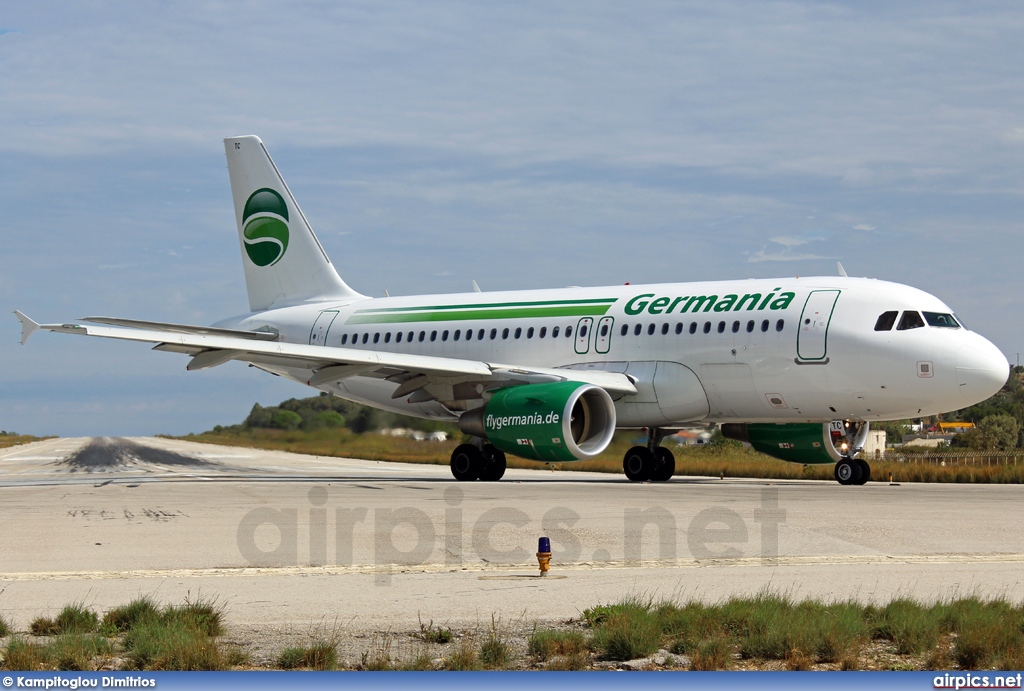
[224,136,363,312]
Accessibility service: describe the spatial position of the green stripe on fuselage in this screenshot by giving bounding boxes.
[347,303,614,324]
[353,297,616,315]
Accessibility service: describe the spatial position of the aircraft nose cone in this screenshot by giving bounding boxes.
[956,340,1009,404]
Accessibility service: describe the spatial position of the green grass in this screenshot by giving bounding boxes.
[871,597,941,655]
[528,629,589,661]
[0,614,10,637]
[277,641,338,670]
[582,592,1024,668]
[102,596,161,633]
[3,638,48,670]
[479,617,513,669]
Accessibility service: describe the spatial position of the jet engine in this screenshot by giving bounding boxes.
[459,381,616,462]
[720,421,870,464]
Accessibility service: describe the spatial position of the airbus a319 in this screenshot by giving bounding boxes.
[16,136,1009,485]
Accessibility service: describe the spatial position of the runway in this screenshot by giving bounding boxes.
[1,436,1023,640]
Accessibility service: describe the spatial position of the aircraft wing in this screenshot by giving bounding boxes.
[14,311,638,399]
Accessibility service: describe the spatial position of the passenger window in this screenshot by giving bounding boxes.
[502,328,510,339]
[430,330,437,342]
[874,311,898,331]
[703,322,711,334]
[418,331,425,342]
[579,325,587,337]
[746,320,754,333]
[599,325,607,337]
[385,332,391,343]
[453,330,460,341]
[373,333,380,344]
[552,326,560,338]
[566,326,573,337]
[634,324,642,336]
[661,323,669,335]
[647,324,655,335]
[761,320,769,332]
[717,322,726,333]
[540,327,547,338]
[362,333,369,344]
[897,311,925,330]
[408,331,414,343]
[341,334,348,345]
[514,327,522,339]
[923,312,960,328]
[396,332,403,343]
[442,330,449,341]
[776,319,785,332]
[732,321,740,333]
[478,329,485,340]
[490,328,497,340]
[621,324,629,336]
[689,323,697,334]
[528,327,535,338]
[464,329,471,341]
[675,323,683,335]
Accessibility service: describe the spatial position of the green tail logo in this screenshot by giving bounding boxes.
[242,188,290,267]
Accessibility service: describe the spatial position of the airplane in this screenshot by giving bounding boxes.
[15,135,1010,485]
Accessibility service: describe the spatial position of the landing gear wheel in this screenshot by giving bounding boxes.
[478,444,507,481]
[834,458,862,486]
[650,447,676,482]
[450,443,482,481]
[623,446,655,482]
[855,459,871,485]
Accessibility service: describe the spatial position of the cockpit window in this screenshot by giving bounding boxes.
[874,311,898,331]
[897,311,926,330]
[923,312,960,328]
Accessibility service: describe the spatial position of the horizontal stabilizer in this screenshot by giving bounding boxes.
[13,310,40,345]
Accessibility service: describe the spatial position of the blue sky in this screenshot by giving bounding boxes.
[3,2,1023,437]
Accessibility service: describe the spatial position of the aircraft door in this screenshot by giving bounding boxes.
[309,310,339,345]
[575,317,594,355]
[595,316,614,354]
[797,290,840,361]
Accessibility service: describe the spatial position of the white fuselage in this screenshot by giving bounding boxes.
[215,275,1008,428]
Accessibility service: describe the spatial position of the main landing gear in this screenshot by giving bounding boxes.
[623,427,675,482]
[450,442,507,481]
[834,457,871,486]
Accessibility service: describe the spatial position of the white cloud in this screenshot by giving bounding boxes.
[853,224,876,231]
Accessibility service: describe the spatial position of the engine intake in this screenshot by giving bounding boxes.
[459,381,616,462]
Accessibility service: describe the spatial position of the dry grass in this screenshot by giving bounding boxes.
[177,428,1024,483]
[0,434,50,449]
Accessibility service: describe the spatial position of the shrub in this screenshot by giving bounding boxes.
[122,617,224,671]
[278,641,337,670]
[103,597,161,633]
[3,638,47,670]
[0,614,10,637]
[30,618,60,636]
[54,605,99,634]
[590,608,661,661]
[528,629,588,661]
[690,636,733,670]
[872,598,940,655]
[48,634,113,671]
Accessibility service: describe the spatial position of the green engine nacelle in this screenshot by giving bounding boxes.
[459,381,617,462]
[721,422,865,465]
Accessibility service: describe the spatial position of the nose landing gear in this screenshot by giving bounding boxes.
[832,421,871,485]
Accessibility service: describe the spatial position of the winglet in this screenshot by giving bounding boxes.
[837,261,848,278]
[14,310,40,345]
